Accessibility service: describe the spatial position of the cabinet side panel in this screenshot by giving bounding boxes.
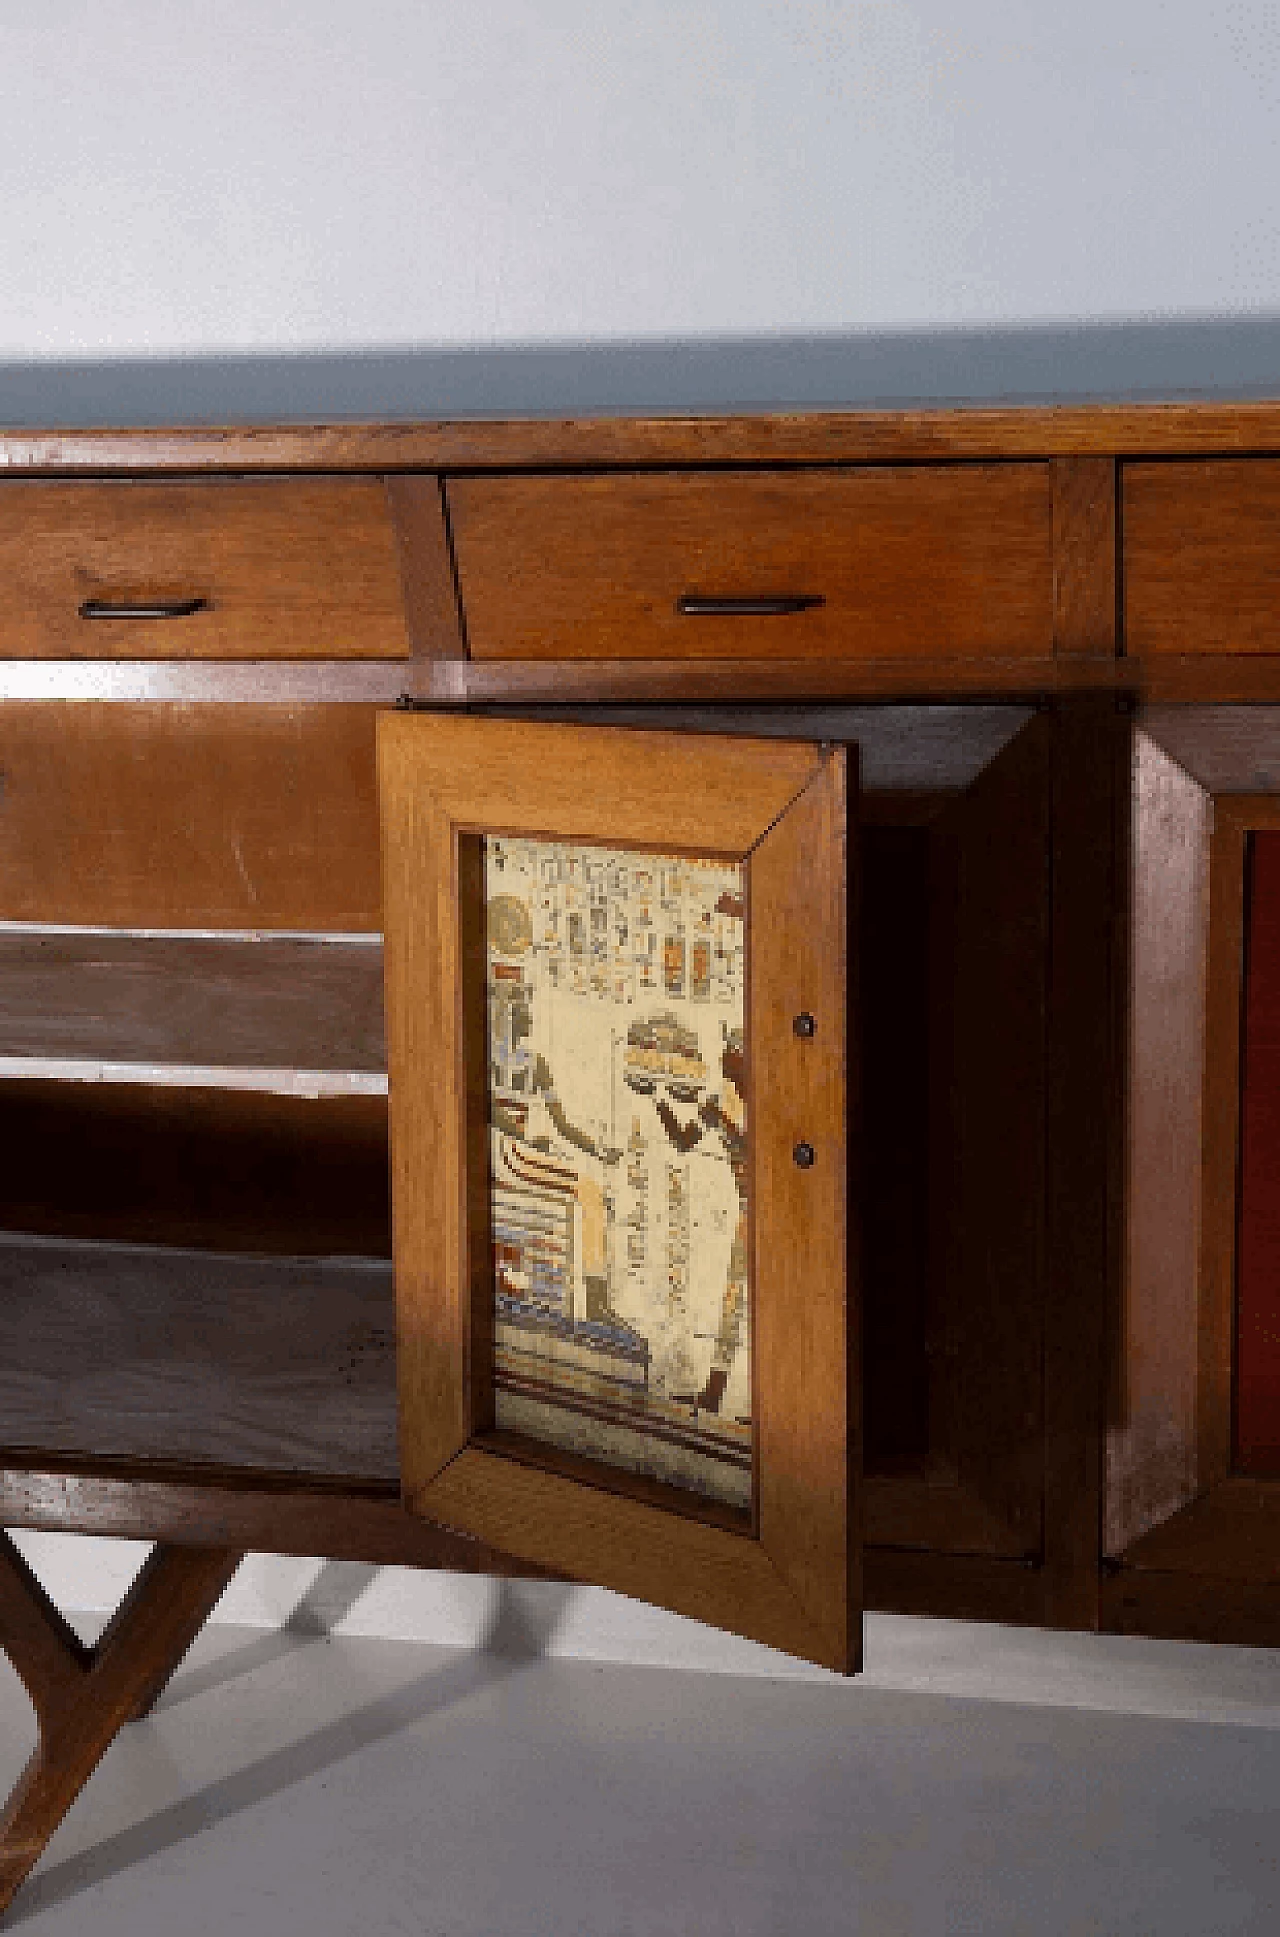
[941,717,1050,1554]
[1107,732,1209,1554]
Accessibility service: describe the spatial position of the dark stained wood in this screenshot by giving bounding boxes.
[0,1537,244,1916]
[1233,830,1280,1472]
[0,930,384,1079]
[1125,460,1280,657]
[6,399,1280,477]
[1041,699,1127,1629]
[0,478,410,659]
[1127,660,1280,703]
[448,468,1054,662]
[0,1460,563,1575]
[1106,733,1210,1555]
[1102,1566,1280,1647]
[1116,1477,1280,1581]
[926,717,1050,1558]
[1052,457,1117,657]
[1199,801,1254,1491]
[1142,705,1280,794]
[0,1082,390,1257]
[0,704,382,929]
[0,1235,398,1481]
[864,1547,1045,1627]
[860,824,932,1469]
[453,701,1034,796]
[383,474,467,659]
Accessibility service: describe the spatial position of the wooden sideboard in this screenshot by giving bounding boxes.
[3,398,1280,1915]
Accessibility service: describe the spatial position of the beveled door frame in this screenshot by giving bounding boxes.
[378,712,857,1671]
[1108,708,1280,1590]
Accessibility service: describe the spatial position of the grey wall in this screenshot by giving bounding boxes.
[0,0,1277,419]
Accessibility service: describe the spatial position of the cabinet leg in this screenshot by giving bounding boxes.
[0,1530,242,1919]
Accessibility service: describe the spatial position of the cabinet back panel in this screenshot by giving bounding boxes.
[1236,831,1280,1473]
[0,704,382,930]
[0,1081,391,1258]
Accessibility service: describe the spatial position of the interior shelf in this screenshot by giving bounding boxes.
[0,1232,399,1481]
[0,925,386,1096]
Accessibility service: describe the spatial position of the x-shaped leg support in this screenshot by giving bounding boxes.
[0,1530,242,1918]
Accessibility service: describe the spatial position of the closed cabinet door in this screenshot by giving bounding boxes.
[377,712,858,1672]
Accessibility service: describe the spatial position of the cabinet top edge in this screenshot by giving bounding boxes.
[4,398,1280,473]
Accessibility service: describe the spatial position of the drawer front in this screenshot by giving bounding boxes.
[1125,460,1280,656]
[447,467,1053,661]
[0,478,411,658]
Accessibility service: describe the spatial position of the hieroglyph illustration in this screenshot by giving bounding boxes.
[484,835,751,1509]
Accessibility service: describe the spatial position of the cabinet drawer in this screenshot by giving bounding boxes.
[1124,460,1280,656]
[0,478,411,658]
[447,467,1053,661]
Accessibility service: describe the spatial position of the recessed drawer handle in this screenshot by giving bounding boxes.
[676,593,825,617]
[79,596,210,621]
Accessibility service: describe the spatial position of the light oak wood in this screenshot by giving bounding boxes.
[749,755,854,1668]
[0,478,411,659]
[379,713,855,1668]
[448,468,1053,662]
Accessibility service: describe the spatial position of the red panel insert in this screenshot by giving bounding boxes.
[1235,831,1280,1473]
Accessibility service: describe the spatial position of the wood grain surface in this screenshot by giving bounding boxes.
[1125,460,1280,657]
[0,929,384,1079]
[380,712,856,1667]
[937,716,1051,1558]
[0,1536,244,1915]
[4,398,1280,476]
[384,474,467,659]
[1042,699,1128,1629]
[0,1080,390,1257]
[1232,828,1280,1473]
[1051,457,1117,657]
[448,467,1053,662]
[1106,733,1211,1556]
[0,703,382,929]
[0,477,411,659]
[0,1234,398,1481]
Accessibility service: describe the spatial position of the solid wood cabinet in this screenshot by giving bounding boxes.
[3,397,1280,1917]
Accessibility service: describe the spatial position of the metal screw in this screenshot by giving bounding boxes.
[792,1011,816,1038]
[793,1140,816,1169]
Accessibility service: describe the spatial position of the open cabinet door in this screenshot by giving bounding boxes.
[378,713,858,1672]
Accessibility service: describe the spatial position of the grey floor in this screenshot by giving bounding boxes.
[2,1593,1279,1936]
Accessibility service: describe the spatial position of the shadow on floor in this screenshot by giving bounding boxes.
[11,1569,578,1925]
